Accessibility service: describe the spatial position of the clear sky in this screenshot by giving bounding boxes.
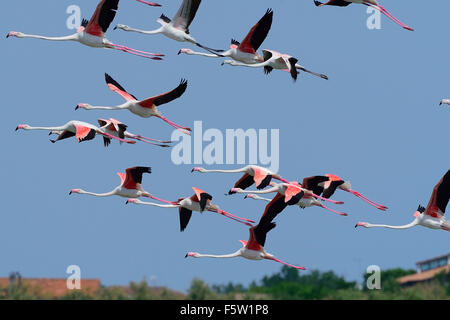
[1,0,449,293]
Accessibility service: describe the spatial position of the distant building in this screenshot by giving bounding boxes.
[397,253,450,286]
[0,272,100,298]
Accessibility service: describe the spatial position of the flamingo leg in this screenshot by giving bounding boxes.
[108,44,164,60]
[364,3,414,31]
[266,256,306,270]
[346,189,387,211]
[100,132,136,144]
[311,192,344,205]
[133,135,172,144]
[144,195,178,205]
[157,115,191,135]
[132,136,171,147]
[208,208,254,227]
[136,0,162,7]
[317,204,348,216]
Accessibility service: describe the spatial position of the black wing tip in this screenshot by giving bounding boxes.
[417,205,426,213]
[314,1,323,6]
[160,14,171,23]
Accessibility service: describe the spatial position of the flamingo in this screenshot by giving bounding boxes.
[313,0,414,31]
[126,187,255,231]
[302,174,388,211]
[114,0,221,54]
[356,170,450,231]
[97,118,172,147]
[244,193,348,217]
[230,181,346,212]
[6,0,164,60]
[191,165,290,194]
[15,121,136,146]
[185,222,306,270]
[76,73,191,135]
[69,166,168,199]
[222,49,329,82]
[439,99,450,106]
[177,9,273,64]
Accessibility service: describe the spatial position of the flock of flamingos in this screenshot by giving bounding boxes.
[9,0,450,270]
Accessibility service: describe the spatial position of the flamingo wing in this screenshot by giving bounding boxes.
[246,227,263,251]
[138,79,188,109]
[425,170,450,218]
[85,0,119,37]
[179,207,193,232]
[322,180,345,199]
[284,185,305,205]
[238,9,273,54]
[314,0,351,7]
[123,166,152,190]
[233,173,255,190]
[192,187,212,211]
[253,222,276,248]
[257,193,288,228]
[172,0,202,33]
[105,73,138,102]
[302,176,329,196]
[230,39,240,49]
[75,125,96,143]
[252,167,272,189]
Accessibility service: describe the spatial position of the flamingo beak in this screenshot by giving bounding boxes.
[69,191,73,195]
[15,126,19,131]
[6,33,10,38]
[177,50,182,55]
[113,25,118,30]
[221,62,225,66]
[184,253,188,258]
[75,105,79,110]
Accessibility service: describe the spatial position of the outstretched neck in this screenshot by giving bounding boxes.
[19,33,78,41]
[88,103,130,110]
[79,190,117,197]
[195,250,242,259]
[24,125,66,131]
[367,220,418,229]
[124,26,163,35]
[201,168,247,173]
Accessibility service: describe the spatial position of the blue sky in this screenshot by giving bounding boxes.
[1,0,448,292]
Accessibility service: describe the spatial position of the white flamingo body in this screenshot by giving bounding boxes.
[7,0,163,59]
[356,170,450,232]
[222,49,329,81]
[15,120,136,145]
[70,166,153,199]
[186,225,306,269]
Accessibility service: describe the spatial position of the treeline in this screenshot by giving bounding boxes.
[1,267,449,300]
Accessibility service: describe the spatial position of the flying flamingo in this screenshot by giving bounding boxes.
[69,166,164,200]
[97,118,172,147]
[177,9,273,64]
[302,174,388,211]
[114,0,221,54]
[185,222,306,270]
[76,74,191,135]
[222,49,329,82]
[313,0,413,31]
[15,121,136,146]
[356,170,450,231]
[6,0,164,60]
[126,187,255,231]
[244,192,348,217]
[230,181,346,213]
[439,99,450,106]
[191,165,290,194]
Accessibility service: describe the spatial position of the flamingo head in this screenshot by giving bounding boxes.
[185,252,199,258]
[355,222,369,228]
[244,194,257,200]
[414,205,426,218]
[191,167,205,173]
[113,24,131,31]
[221,60,238,66]
[228,188,242,195]
[15,124,30,131]
[126,198,138,205]
[75,103,91,110]
[6,31,23,38]
[178,48,193,55]
[69,189,82,195]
